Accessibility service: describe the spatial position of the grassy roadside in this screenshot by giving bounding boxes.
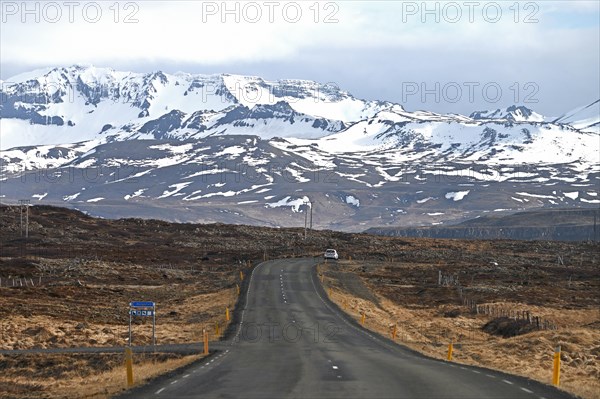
[318,261,600,399]
[0,352,206,399]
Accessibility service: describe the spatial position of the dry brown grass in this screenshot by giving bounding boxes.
[322,265,600,399]
[0,288,237,351]
[0,352,204,399]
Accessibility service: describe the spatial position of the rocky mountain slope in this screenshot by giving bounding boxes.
[1,66,598,232]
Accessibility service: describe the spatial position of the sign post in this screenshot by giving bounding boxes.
[128,301,156,346]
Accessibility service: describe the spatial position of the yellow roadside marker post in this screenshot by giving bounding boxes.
[203,329,209,355]
[392,324,397,340]
[124,347,134,387]
[361,313,366,326]
[447,341,454,361]
[240,271,244,281]
[552,345,561,386]
[236,284,240,295]
[226,307,230,321]
[215,321,220,337]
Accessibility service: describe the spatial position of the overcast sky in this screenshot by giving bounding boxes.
[1,0,598,116]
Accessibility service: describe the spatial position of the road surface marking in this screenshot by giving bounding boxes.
[520,387,533,394]
[486,374,495,378]
[502,379,513,385]
[183,374,190,379]
[155,388,165,394]
[170,380,178,385]
[471,370,480,374]
[205,363,210,366]
[332,366,339,369]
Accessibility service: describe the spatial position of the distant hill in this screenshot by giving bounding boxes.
[365,208,600,241]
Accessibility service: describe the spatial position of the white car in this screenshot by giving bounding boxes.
[324,249,339,260]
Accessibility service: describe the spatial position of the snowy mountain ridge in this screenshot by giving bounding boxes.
[0,65,598,231]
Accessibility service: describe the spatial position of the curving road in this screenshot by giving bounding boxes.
[120,258,574,399]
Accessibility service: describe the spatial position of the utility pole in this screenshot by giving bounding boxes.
[304,200,308,239]
[595,210,598,242]
[18,200,30,238]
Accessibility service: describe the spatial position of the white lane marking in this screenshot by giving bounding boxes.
[183,374,190,379]
[205,363,210,366]
[459,367,466,370]
[337,375,342,378]
[471,370,481,374]
[486,374,495,378]
[520,387,533,394]
[332,366,339,369]
[155,388,166,395]
[502,379,514,385]
[170,380,179,385]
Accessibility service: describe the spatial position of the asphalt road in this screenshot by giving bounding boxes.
[120,258,574,399]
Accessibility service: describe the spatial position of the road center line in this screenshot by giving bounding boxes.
[502,379,514,385]
[520,387,533,394]
[155,388,166,395]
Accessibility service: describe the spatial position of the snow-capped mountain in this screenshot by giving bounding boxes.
[470,105,545,122]
[553,100,600,133]
[0,65,386,150]
[1,66,598,231]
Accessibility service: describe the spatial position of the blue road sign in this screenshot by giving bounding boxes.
[130,301,155,308]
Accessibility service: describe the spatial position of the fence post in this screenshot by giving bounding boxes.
[552,345,561,386]
[125,347,134,387]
